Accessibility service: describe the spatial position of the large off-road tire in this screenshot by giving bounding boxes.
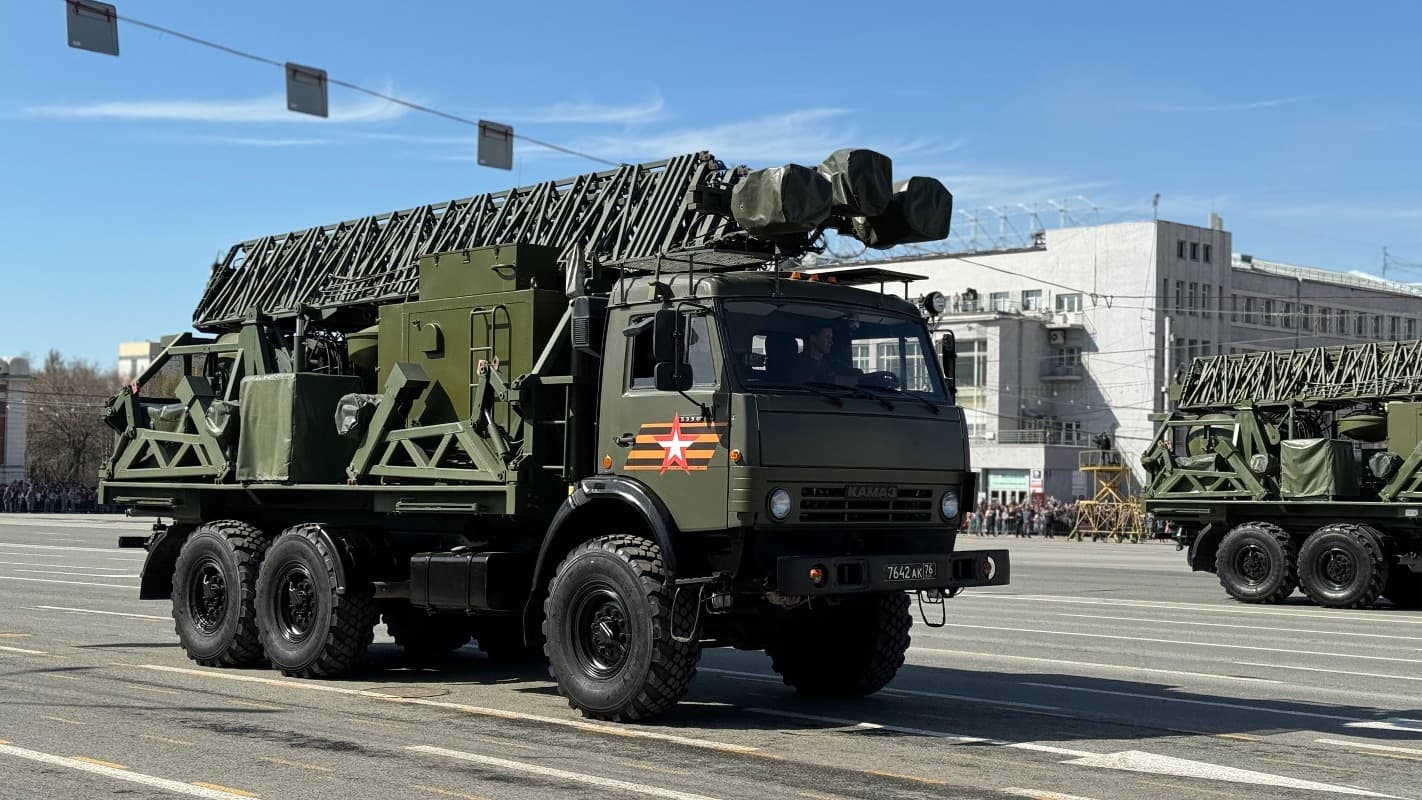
[255,524,377,678]
[382,606,472,657]
[475,617,545,664]
[170,520,270,668]
[542,534,700,721]
[1383,566,1422,609]
[1215,521,1298,603]
[1298,524,1389,609]
[766,592,912,698]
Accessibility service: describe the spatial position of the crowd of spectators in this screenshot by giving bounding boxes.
[964,496,1079,538]
[1,480,114,514]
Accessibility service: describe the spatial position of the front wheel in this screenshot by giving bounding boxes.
[1297,524,1388,609]
[766,592,912,698]
[255,525,377,678]
[1214,522,1297,603]
[543,534,700,721]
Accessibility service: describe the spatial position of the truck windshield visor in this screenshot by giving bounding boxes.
[722,300,946,401]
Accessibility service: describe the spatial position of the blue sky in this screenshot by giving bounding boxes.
[3,0,1420,366]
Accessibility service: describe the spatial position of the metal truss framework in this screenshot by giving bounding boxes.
[1178,340,1422,412]
[192,152,760,331]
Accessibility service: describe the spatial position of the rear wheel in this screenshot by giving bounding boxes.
[256,524,377,678]
[1383,566,1422,609]
[1298,524,1389,609]
[1214,521,1297,603]
[383,606,472,657]
[543,534,699,721]
[766,593,912,698]
[170,520,269,667]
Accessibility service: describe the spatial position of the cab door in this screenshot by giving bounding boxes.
[599,308,730,533]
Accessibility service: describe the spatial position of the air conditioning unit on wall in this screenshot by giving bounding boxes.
[1048,330,1066,345]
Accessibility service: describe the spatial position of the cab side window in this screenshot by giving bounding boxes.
[686,315,717,388]
[628,316,656,390]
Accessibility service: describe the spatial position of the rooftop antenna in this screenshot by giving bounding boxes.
[1076,195,1100,225]
[1018,202,1045,235]
[1047,199,1076,228]
[1152,193,1160,221]
[958,209,983,251]
[986,206,1014,249]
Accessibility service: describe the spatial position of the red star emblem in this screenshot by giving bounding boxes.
[653,416,696,474]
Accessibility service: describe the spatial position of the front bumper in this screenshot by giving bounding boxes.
[775,548,1009,595]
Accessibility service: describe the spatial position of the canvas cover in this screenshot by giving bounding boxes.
[1280,438,1360,499]
[145,403,187,434]
[334,393,382,440]
[817,148,893,217]
[730,164,833,240]
[851,177,953,249]
[204,400,240,446]
[236,373,363,482]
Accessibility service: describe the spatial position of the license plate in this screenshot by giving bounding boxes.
[885,561,937,582]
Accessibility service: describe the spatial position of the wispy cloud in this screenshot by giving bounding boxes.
[486,93,667,125]
[21,92,408,124]
[198,135,338,147]
[1261,201,1422,221]
[1142,96,1312,113]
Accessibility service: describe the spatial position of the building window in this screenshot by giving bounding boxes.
[1354,312,1365,337]
[1187,282,1198,313]
[1202,339,1212,355]
[1202,285,1211,318]
[1175,281,1184,310]
[1177,240,1186,259]
[989,291,1011,312]
[1391,316,1401,339]
[1055,346,1082,366]
[955,339,988,387]
[1054,292,1082,312]
[1281,302,1293,330]
[1335,308,1346,335]
[1263,299,1276,327]
[1302,304,1314,332]
[1230,294,1239,322]
[1373,315,1382,339]
[1409,318,1418,340]
[1203,243,1213,263]
[1163,279,1171,309]
[1022,289,1044,311]
[851,342,871,372]
[1190,242,1199,261]
[1244,297,1256,325]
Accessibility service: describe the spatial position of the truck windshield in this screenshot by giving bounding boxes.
[721,300,947,401]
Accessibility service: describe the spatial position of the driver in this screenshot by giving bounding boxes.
[793,325,853,383]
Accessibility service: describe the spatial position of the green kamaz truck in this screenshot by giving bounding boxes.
[101,150,1008,721]
[1143,342,1422,609]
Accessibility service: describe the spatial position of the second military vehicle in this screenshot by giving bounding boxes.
[101,149,1008,721]
[1143,341,1422,609]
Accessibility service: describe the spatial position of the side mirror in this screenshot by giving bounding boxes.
[652,309,684,363]
[939,332,957,382]
[654,361,692,392]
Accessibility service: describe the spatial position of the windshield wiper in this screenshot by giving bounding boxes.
[754,382,843,407]
[805,380,894,411]
[855,382,941,414]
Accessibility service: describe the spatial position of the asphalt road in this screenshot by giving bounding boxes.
[0,515,1418,800]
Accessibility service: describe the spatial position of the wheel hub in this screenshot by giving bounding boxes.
[1318,546,1357,589]
[571,585,629,679]
[188,557,228,634]
[275,565,317,642]
[1236,543,1271,584]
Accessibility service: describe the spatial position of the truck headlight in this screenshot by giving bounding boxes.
[768,488,792,521]
[940,491,960,520]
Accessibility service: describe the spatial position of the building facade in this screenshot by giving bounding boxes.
[0,357,32,483]
[118,340,163,383]
[871,219,1422,502]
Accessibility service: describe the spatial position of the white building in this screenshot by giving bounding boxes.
[118,340,163,383]
[870,218,1422,503]
[0,357,32,483]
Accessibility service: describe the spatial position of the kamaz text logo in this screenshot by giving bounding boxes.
[846,485,897,500]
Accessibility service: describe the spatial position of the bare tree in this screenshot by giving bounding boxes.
[26,351,121,484]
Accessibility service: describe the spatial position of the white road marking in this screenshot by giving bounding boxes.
[1343,718,1422,733]
[0,543,143,555]
[0,560,134,571]
[1234,661,1422,683]
[0,576,134,589]
[0,644,48,655]
[0,742,259,798]
[1055,613,1422,642]
[1063,749,1394,797]
[13,569,140,578]
[409,745,724,800]
[743,707,1092,757]
[1023,682,1361,722]
[1316,738,1422,757]
[34,606,169,621]
[915,649,1283,684]
[700,667,1060,710]
[939,622,1422,663]
[1003,789,1104,800]
[960,593,1422,626]
[125,664,761,754]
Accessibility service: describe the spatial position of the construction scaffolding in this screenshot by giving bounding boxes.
[1070,449,1147,542]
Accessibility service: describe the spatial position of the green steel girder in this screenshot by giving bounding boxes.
[1178,339,1422,412]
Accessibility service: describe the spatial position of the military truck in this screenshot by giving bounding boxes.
[1143,341,1422,609]
[101,150,1008,721]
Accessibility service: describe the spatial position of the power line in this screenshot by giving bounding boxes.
[76,3,624,168]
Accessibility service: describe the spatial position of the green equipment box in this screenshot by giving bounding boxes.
[237,373,363,483]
